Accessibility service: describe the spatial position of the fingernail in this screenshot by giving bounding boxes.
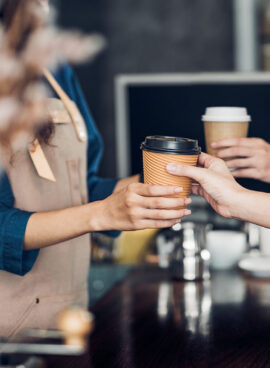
[185,198,192,205]
[175,187,183,193]
[184,209,191,216]
[167,163,177,173]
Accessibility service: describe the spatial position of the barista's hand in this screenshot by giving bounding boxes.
[94,183,191,231]
[166,153,245,219]
[212,138,270,183]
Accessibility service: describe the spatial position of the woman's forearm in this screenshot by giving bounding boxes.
[24,181,191,251]
[232,188,270,227]
[24,175,140,250]
[24,202,101,250]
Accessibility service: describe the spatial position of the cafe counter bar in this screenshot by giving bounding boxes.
[42,267,270,368]
[44,266,270,368]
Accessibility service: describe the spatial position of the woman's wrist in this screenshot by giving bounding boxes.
[85,201,107,232]
[228,187,251,221]
[229,186,265,224]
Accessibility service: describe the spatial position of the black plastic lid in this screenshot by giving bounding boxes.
[141,136,201,155]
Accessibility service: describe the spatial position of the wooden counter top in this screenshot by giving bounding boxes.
[46,266,270,368]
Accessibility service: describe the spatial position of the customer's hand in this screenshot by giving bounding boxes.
[166,153,245,219]
[95,183,192,231]
[212,138,270,183]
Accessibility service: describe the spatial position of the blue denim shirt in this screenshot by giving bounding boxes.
[0,64,119,276]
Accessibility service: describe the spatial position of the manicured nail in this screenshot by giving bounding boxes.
[184,209,191,216]
[211,142,217,148]
[185,198,192,205]
[175,187,183,193]
[167,163,177,173]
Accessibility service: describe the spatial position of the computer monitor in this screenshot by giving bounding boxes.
[115,72,270,193]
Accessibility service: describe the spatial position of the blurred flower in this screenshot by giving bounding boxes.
[57,32,106,64]
[0,0,105,155]
[0,97,21,131]
[22,27,105,72]
[0,53,23,80]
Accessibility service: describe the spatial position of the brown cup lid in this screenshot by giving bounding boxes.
[141,136,201,155]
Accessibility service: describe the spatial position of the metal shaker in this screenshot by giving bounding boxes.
[170,222,211,281]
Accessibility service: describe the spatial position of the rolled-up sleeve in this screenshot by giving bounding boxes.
[88,177,120,238]
[0,174,39,276]
[88,176,118,202]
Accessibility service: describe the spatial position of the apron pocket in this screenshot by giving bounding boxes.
[6,299,37,340]
[7,288,88,340]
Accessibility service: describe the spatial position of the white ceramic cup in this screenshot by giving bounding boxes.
[206,230,247,270]
[259,226,270,256]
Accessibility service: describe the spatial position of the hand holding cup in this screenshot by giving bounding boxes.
[212,137,270,183]
[99,183,192,231]
[202,107,251,156]
[141,136,201,208]
[166,152,245,219]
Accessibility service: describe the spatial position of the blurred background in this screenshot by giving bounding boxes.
[53,0,270,306]
[57,0,270,177]
[58,0,235,177]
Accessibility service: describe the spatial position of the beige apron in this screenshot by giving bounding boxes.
[0,74,91,338]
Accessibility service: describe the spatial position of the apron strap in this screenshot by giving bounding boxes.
[43,68,87,142]
[29,139,56,182]
[28,69,88,182]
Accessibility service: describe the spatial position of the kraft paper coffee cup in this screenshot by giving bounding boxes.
[141,136,201,204]
[202,107,251,155]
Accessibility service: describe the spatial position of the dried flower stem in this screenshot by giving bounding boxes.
[0,0,105,150]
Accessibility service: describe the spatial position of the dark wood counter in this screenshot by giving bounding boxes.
[47,266,270,368]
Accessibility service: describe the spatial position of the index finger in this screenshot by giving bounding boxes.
[211,137,252,149]
[197,152,217,169]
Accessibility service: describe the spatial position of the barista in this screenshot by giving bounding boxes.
[0,0,190,337]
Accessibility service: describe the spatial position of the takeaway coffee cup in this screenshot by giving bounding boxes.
[202,107,251,155]
[140,136,201,200]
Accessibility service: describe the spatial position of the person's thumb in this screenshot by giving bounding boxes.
[166,163,206,184]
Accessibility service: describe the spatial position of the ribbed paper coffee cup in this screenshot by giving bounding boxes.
[141,136,201,206]
[202,107,251,155]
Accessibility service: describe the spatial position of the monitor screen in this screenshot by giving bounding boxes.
[116,74,270,193]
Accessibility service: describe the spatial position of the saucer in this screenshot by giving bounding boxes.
[239,256,270,278]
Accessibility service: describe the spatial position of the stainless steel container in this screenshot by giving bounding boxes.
[170,222,211,281]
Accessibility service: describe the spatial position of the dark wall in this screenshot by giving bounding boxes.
[59,0,234,177]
